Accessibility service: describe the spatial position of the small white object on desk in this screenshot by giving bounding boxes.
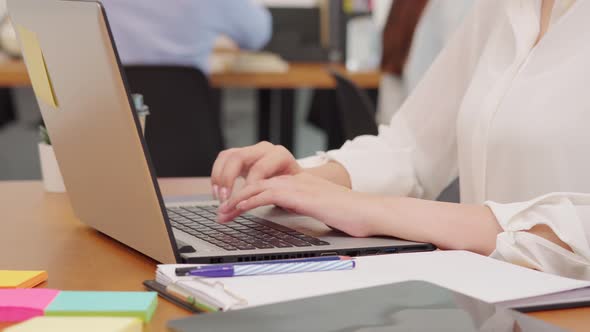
[209,52,289,74]
[38,142,65,193]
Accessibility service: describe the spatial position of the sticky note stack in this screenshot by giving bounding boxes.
[45,291,158,322]
[0,289,157,323]
[0,289,59,322]
[0,270,48,288]
[5,317,142,332]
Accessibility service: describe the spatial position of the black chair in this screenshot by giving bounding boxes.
[0,88,15,129]
[124,66,224,177]
[327,69,378,149]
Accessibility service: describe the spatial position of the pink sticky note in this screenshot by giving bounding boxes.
[0,288,60,322]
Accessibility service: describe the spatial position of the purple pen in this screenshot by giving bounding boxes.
[187,260,355,278]
[175,255,351,276]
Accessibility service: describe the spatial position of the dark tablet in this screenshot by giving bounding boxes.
[168,280,567,332]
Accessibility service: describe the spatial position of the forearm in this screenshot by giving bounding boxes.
[364,195,575,256]
[305,161,352,189]
[367,196,502,255]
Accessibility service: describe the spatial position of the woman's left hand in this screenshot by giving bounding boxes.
[216,173,379,237]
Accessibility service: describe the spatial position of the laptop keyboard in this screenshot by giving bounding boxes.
[167,206,330,251]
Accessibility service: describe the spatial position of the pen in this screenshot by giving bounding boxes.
[175,255,351,276]
[187,259,355,278]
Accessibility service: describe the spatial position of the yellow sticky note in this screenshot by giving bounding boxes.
[16,25,58,108]
[0,270,48,288]
[5,317,143,332]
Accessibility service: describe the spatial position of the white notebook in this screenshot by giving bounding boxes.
[156,250,590,311]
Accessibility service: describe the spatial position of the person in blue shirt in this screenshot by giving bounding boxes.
[100,0,272,74]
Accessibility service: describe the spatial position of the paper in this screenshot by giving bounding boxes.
[44,291,158,322]
[0,288,59,322]
[16,25,58,108]
[0,270,48,288]
[255,0,318,8]
[158,251,590,309]
[5,316,142,332]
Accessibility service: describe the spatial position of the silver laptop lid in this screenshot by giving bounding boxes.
[9,0,179,263]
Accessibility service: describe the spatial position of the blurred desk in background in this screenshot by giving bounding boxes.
[210,62,380,89]
[0,59,28,87]
[211,62,381,151]
[0,59,381,151]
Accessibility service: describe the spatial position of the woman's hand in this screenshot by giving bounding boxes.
[216,172,504,255]
[216,173,379,237]
[211,141,303,202]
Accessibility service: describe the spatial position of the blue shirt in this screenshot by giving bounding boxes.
[100,0,272,74]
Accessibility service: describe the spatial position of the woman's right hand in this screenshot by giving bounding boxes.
[210,141,303,202]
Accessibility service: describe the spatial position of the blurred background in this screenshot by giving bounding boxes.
[0,0,473,184]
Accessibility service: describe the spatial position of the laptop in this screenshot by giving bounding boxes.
[8,0,435,264]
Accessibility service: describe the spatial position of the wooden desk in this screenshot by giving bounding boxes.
[0,60,381,90]
[1,178,590,331]
[210,63,381,89]
[0,60,381,151]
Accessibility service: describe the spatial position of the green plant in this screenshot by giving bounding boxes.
[39,125,51,145]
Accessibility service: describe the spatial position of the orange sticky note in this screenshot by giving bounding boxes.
[0,270,48,288]
[16,25,58,108]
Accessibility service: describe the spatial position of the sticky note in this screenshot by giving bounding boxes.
[0,288,60,322]
[0,270,48,288]
[45,291,158,322]
[5,316,142,332]
[16,25,58,108]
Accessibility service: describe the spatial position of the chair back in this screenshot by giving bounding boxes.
[329,70,378,146]
[124,66,224,177]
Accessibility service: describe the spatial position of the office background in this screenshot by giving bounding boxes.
[0,0,465,208]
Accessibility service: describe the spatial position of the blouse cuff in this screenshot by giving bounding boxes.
[324,139,422,196]
[486,193,590,279]
[297,152,330,169]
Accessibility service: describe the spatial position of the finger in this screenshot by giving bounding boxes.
[218,175,303,216]
[245,146,294,185]
[218,189,296,223]
[218,181,268,214]
[210,148,234,198]
[211,142,273,187]
[237,189,299,215]
[216,208,243,224]
[216,142,274,199]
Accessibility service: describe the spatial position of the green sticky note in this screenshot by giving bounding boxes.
[44,291,157,322]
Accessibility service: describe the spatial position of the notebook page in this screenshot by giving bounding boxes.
[158,251,590,309]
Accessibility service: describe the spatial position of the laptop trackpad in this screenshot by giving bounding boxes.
[252,206,344,238]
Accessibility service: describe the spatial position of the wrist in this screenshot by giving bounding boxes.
[305,161,352,188]
[354,193,395,237]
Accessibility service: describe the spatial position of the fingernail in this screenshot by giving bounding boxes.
[220,187,229,202]
[212,185,219,199]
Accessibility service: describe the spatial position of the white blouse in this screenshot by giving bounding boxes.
[301,0,590,280]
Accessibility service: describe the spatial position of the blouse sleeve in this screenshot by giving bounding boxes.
[313,2,498,200]
[487,193,590,280]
